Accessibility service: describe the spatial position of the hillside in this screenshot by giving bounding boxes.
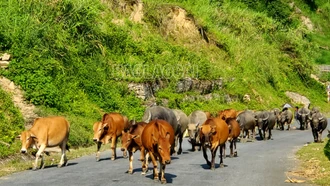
[0,0,330,157]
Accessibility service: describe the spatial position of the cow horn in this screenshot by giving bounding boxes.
[176,115,181,122]
[306,109,310,115]
[263,113,269,121]
[16,135,21,139]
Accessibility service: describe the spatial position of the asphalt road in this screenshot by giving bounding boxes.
[0,121,327,186]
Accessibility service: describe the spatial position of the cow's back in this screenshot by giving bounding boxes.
[103,113,128,136]
[30,116,70,147]
[143,106,178,135]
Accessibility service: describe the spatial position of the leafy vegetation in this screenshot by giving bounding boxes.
[0,88,24,158]
[0,0,329,160]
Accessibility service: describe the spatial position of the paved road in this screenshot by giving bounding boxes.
[0,121,327,186]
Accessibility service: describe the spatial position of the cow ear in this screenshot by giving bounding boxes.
[31,134,37,139]
[165,132,170,140]
[198,125,202,129]
[103,123,109,129]
[152,134,157,143]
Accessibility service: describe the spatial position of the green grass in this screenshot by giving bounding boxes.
[296,138,330,185]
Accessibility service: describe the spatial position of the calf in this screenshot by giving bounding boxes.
[200,117,229,170]
[121,121,148,174]
[93,112,129,161]
[141,119,175,184]
[18,116,70,170]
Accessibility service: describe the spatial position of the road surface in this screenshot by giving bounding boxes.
[0,121,326,186]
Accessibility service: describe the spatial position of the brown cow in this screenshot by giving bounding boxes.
[218,108,237,120]
[18,116,70,170]
[200,117,229,170]
[225,118,240,157]
[121,121,148,174]
[93,112,129,161]
[141,119,175,184]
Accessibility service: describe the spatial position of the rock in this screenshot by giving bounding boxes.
[0,61,9,68]
[0,53,11,61]
[285,91,310,108]
[176,78,222,94]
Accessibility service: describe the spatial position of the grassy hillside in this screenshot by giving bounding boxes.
[0,0,329,157]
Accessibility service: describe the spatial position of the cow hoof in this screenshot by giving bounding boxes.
[96,157,100,162]
[111,157,115,161]
[123,155,128,159]
[230,154,234,158]
[220,163,224,168]
[154,178,159,183]
[32,167,38,171]
[126,170,133,174]
[234,152,238,157]
[161,179,167,184]
[211,166,215,170]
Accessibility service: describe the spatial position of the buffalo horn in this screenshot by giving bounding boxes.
[263,113,269,121]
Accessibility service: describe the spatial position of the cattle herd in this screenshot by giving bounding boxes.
[17,105,328,184]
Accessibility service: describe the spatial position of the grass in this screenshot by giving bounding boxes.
[0,144,111,177]
[296,138,330,186]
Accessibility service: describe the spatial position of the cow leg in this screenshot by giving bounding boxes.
[58,142,68,168]
[33,144,46,170]
[268,129,272,140]
[111,135,117,160]
[202,146,211,167]
[40,153,45,169]
[127,151,133,174]
[177,134,183,155]
[141,150,149,175]
[230,140,234,158]
[96,142,101,162]
[173,135,179,155]
[219,145,224,168]
[210,147,217,170]
[287,123,290,131]
[160,163,167,184]
[234,139,237,157]
[148,152,159,182]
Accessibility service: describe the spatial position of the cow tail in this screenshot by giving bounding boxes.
[66,144,70,152]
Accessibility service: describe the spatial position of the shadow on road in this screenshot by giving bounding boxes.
[98,156,125,162]
[145,172,177,183]
[200,163,228,170]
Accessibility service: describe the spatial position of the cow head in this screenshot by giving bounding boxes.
[155,132,172,165]
[18,130,37,153]
[93,122,108,142]
[187,123,200,144]
[121,130,139,152]
[298,109,310,124]
[200,124,216,147]
[255,112,269,128]
[311,114,324,129]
